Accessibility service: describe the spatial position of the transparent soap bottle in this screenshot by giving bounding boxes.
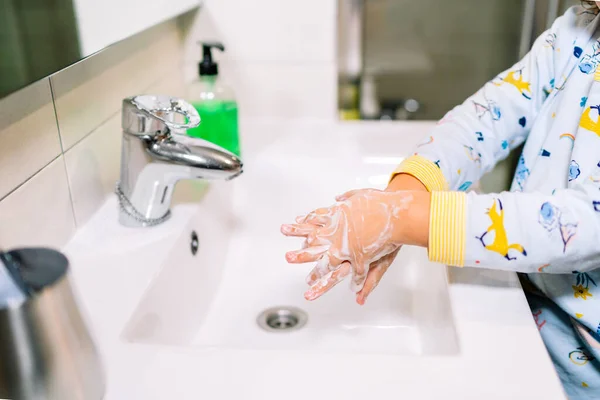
[187,42,240,156]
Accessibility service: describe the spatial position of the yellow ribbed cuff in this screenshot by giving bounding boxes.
[391,155,449,192]
[428,191,467,267]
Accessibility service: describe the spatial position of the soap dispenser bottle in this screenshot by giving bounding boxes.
[187,41,240,156]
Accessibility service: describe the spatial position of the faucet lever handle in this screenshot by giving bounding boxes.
[122,95,200,137]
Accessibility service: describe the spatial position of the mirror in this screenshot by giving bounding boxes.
[0,0,199,99]
[338,0,580,121]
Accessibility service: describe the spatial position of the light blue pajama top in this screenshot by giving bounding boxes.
[395,6,600,397]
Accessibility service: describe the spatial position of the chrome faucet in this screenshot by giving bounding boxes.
[117,95,243,227]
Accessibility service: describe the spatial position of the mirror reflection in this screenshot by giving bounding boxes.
[0,0,196,99]
[1,0,80,98]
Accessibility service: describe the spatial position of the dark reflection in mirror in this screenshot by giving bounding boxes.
[0,0,81,98]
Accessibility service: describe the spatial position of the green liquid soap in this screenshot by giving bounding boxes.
[188,100,240,157]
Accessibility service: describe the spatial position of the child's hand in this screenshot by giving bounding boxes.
[281,174,429,304]
[282,189,399,303]
[282,189,414,295]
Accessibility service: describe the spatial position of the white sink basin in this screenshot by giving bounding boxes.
[121,130,459,356]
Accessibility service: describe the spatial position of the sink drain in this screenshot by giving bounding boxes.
[257,307,308,332]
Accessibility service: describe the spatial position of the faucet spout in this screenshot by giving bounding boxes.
[146,135,243,181]
[117,95,243,227]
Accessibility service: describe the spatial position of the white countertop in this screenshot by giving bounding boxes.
[64,120,567,400]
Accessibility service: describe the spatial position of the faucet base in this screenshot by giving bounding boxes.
[118,211,172,228]
[115,182,172,228]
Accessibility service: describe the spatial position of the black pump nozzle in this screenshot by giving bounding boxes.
[199,41,225,76]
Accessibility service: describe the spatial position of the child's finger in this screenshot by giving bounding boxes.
[304,230,332,247]
[304,262,351,301]
[305,251,344,285]
[356,249,399,305]
[285,245,329,263]
[280,223,317,237]
[295,215,307,223]
[355,264,387,305]
[349,256,370,293]
[300,207,335,226]
[305,254,332,285]
[351,271,368,293]
[303,214,330,226]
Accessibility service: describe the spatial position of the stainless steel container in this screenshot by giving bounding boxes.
[0,248,105,400]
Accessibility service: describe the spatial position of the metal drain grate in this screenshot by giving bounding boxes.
[257,307,308,332]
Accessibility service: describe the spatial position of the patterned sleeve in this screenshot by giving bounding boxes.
[392,8,578,192]
[430,187,600,274]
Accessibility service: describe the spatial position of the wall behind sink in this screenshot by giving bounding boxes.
[0,0,339,250]
[179,0,337,120]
